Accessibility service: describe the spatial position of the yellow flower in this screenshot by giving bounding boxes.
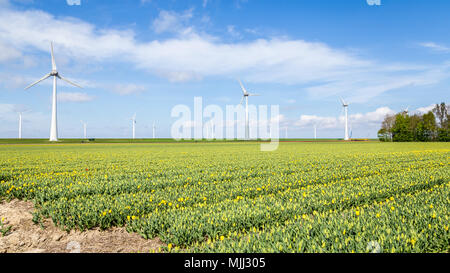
[220,236,225,241]
[391,206,395,211]
[355,210,360,216]
[127,216,130,221]
[168,243,173,251]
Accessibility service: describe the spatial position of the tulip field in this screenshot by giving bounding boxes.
[0,142,448,253]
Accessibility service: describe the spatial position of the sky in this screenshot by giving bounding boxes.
[0,0,449,139]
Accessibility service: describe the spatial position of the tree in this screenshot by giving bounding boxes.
[377,128,389,142]
[392,114,413,142]
[433,102,448,129]
[378,103,448,142]
[422,111,437,141]
[379,114,395,141]
[409,114,422,141]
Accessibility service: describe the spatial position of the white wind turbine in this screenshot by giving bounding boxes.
[131,113,136,139]
[25,42,82,141]
[340,98,349,141]
[314,124,317,140]
[402,106,410,115]
[152,121,156,139]
[238,79,260,140]
[80,120,87,139]
[18,112,23,139]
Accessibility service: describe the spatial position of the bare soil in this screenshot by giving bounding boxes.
[0,199,164,253]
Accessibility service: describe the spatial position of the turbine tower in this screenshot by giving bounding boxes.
[340,98,349,141]
[314,124,317,140]
[80,120,87,139]
[18,112,22,139]
[25,42,82,141]
[131,113,136,139]
[238,79,259,140]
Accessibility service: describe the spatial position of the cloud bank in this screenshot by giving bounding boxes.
[0,5,448,102]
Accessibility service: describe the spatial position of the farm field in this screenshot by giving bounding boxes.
[0,142,449,253]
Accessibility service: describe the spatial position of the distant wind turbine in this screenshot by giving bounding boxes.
[80,120,87,139]
[314,124,317,140]
[340,98,349,141]
[238,79,260,140]
[402,106,410,115]
[18,112,23,139]
[153,121,156,139]
[25,42,83,141]
[131,113,136,139]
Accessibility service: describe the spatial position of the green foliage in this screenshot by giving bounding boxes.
[392,114,413,142]
[381,102,448,142]
[377,128,390,142]
[0,217,12,237]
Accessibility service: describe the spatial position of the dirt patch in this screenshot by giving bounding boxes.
[0,200,164,253]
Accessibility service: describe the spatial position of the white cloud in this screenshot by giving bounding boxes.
[0,41,21,62]
[110,83,146,95]
[58,92,94,102]
[420,42,450,53]
[152,9,194,35]
[0,5,448,101]
[415,104,435,114]
[294,107,396,129]
[227,25,242,39]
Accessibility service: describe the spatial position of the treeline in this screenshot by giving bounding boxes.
[378,102,449,142]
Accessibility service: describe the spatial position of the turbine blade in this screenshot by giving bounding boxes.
[239,96,244,105]
[238,79,247,95]
[57,75,83,89]
[249,93,260,96]
[339,97,346,106]
[24,73,51,90]
[51,42,57,71]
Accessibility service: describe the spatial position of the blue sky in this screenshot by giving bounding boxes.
[0,0,449,138]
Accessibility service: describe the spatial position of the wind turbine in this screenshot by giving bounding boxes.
[152,121,156,139]
[340,98,349,141]
[402,106,410,115]
[80,120,87,139]
[25,42,82,141]
[131,113,136,139]
[18,112,23,139]
[238,79,260,140]
[314,124,317,140]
